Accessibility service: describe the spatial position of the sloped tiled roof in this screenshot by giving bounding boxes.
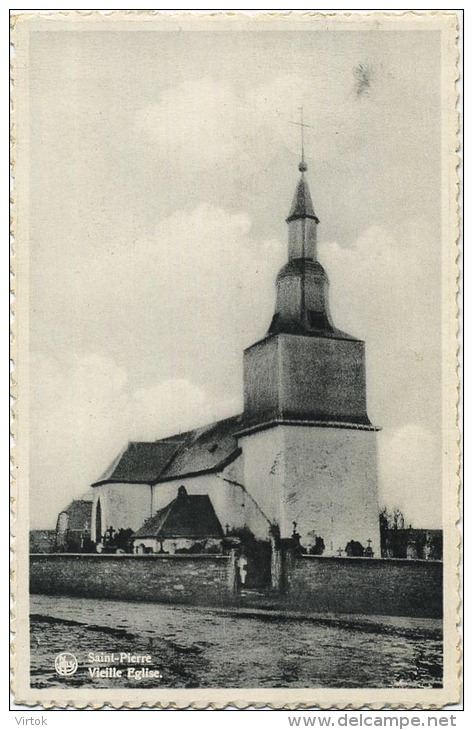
[133,488,224,539]
[92,414,242,487]
[162,415,242,479]
[95,440,184,485]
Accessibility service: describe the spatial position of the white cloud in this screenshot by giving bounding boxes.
[48,202,285,393]
[29,353,130,528]
[378,425,442,528]
[135,78,250,172]
[134,75,342,175]
[130,379,239,442]
[319,223,442,432]
[131,379,206,441]
[135,67,438,183]
[29,353,239,528]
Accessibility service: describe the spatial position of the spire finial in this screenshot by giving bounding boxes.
[299,107,307,172]
[290,106,312,173]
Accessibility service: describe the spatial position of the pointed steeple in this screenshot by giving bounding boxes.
[286,163,319,224]
[285,158,319,262]
[268,158,352,340]
[242,144,372,434]
[286,109,319,225]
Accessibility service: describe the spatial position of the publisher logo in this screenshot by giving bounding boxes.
[54,652,78,676]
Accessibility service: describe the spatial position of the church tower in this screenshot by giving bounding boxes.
[237,154,381,556]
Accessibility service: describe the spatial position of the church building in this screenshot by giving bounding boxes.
[91,156,381,557]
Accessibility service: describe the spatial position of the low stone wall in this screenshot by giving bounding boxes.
[30,554,233,606]
[29,530,57,554]
[30,553,443,618]
[285,556,443,618]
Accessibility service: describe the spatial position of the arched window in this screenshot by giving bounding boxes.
[95,498,102,543]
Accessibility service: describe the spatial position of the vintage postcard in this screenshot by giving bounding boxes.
[11,10,460,709]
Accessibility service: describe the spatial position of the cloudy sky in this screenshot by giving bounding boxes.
[27,23,443,528]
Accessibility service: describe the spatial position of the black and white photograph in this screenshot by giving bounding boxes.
[11,10,460,709]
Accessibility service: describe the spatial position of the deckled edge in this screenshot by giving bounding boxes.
[10,8,18,711]
[453,7,463,711]
[6,8,462,22]
[9,8,462,711]
[7,697,462,712]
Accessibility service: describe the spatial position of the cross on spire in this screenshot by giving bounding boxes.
[290,106,313,172]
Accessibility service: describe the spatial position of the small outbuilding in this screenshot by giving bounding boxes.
[56,498,93,552]
[132,485,224,554]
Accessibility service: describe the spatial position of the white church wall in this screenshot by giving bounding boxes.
[219,458,272,540]
[91,483,153,540]
[91,456,272,544]
[281,425,381,556]
[239,427,286,527]
[239,425,380,556]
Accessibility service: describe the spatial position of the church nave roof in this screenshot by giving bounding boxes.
[92,414,243,487]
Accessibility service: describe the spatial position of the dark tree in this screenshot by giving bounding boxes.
[114,528,134,553]
[379,507,411,557]
[345,540,365,557]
